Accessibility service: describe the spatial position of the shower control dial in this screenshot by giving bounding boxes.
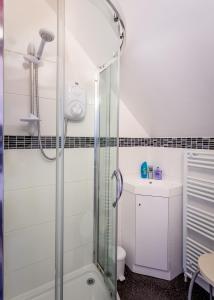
[70,101,83,118]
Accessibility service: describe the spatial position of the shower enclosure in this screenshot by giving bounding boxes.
[1,0,125,299]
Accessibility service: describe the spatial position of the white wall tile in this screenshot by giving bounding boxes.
[119,147,150,178]
[85,81,95,105]
[39,98,56,135]
[4,93,31,135]
[4,50,56,99]
[4,51,30,96]
[64,149,94,182]
[5,244,93,298]
[4,185,55,232]
[5,258,54,300]
[4,90,94,136]
[64,180,93,217]
[4,148,94,210]
[118,199,122,246]
[4,183,94,298]
[147,147,184,182]
[6,148,93,190]
[4,0,57,61]
[5,215,92,274]
[38,61,56,100]
[64,214,93,252]
[64,32,96,86]
[4,93,56,136]
[5,223,54,273]
[119,147,184,181]
[4,52,95,137]
[64,243,93,275]
[4,150,56,190]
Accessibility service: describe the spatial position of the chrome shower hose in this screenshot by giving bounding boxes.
[34,65,68,161]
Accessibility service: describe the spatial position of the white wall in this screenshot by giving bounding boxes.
[146,147,184,182]
[119,147,184,183]
[118,0,214,137]
[119,101,148,137]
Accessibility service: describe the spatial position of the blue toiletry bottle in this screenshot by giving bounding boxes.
[141,162,148,179]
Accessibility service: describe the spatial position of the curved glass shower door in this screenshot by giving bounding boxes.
[2,0,124,299]
[94,55,120,299]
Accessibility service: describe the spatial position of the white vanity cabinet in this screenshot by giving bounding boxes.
[120,178,183,281]
[136,195,168,271]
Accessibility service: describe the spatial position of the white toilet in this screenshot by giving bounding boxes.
[117,246,126,281]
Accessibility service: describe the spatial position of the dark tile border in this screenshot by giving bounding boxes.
[119,137,214,150]
[3,136,214,150]
[4,136,95,150]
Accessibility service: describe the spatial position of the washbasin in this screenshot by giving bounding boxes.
[124,177,182,197]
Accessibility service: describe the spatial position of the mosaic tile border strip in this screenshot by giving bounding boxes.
[4,136,116,149]
[4,136,214,150]
[4,136,94,150]
[119,137,214,150]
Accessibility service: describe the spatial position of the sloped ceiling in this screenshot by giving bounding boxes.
[118,0,214,137]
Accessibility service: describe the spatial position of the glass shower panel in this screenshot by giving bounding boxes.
[61,1,96,299]
[96,56,120,298]
[3,1,58,299]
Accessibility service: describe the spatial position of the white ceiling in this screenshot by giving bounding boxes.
[117,0,214,137]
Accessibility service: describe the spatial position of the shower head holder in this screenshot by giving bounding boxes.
[24,54,40,65]
[20,113,40,123]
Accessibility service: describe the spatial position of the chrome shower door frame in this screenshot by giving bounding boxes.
[55,0,65,299]
[0,0,3,299]
[94,54,120,300]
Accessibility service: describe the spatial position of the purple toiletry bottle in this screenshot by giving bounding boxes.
[154,167,162,180]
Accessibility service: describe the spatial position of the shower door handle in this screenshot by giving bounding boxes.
[112,169,123,208]
[118,169,123,200]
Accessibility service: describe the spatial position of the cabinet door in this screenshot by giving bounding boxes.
[136,195,169,271]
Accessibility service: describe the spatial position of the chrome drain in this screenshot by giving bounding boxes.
[87,278,95,286]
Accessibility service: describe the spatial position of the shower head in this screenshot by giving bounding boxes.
[37,28,55,59]
[39,29,55,42]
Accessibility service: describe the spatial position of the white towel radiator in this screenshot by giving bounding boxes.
[183,150,214,285]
